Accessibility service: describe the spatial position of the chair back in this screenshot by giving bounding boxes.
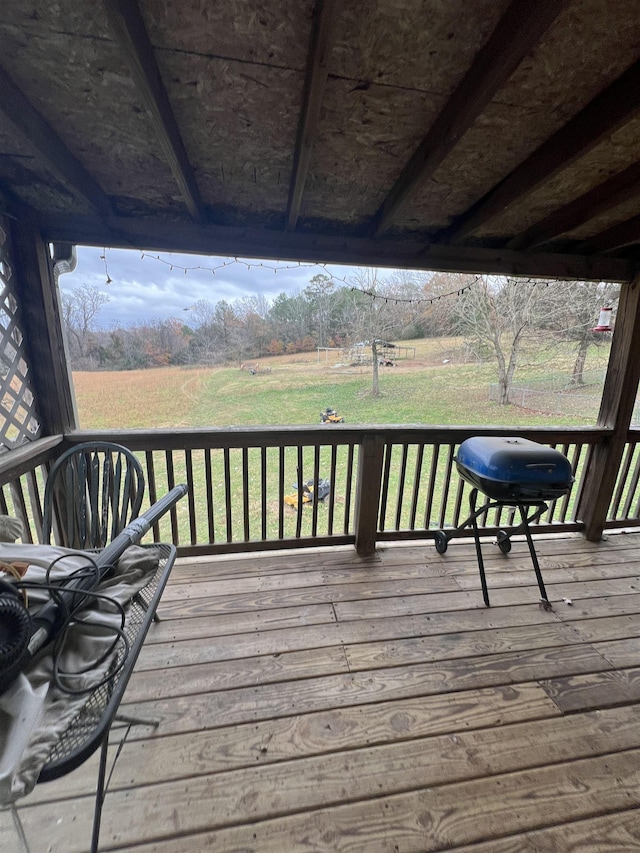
[42,442,145,548]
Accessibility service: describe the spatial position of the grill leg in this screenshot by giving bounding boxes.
[469,489,490,607]
[518,503,550,605]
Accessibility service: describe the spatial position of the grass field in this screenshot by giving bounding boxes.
[73,337,610,430]
[69,337,613,544]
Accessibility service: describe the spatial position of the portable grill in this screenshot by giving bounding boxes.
[433,437,574,607]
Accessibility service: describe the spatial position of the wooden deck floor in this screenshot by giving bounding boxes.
[5,530,640,852]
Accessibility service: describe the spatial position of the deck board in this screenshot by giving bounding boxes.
[5,531,640,852]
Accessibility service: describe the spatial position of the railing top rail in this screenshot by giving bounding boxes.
[64,425,609,452]
[0,435,63,481]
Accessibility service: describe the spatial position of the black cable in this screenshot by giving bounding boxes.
[11,556,133,696]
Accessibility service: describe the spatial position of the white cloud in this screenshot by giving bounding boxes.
[60,247,358,327]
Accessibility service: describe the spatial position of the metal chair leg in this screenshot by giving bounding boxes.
[9,805,31,853]
[90,734,110,853]
[114,713,159,727]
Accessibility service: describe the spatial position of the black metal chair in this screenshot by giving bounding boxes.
[42,442,145,549]
[32,444,182,852]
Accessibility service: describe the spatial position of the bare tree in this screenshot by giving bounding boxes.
[453,276,549,405]
[544,280,619,385]
[185,298,218,363]
[61,284,110,368]
[306,273,335,347]
[348,269,406,397]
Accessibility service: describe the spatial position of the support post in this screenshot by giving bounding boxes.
[579,273,640,540]
[354,434,385,556]
[10,217,77,435]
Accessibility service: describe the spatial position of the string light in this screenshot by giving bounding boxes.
[102,250,610,317]
[349,274,484,305]
[99,248,112,285]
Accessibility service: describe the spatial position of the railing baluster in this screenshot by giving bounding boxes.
[185,448,197,546]
[379,443,392,533]
[205,448,215,543]
[144,450,160,540]
[623,443,640,518]
[10,479,30,543]
[409,443,424,530]
[311,445,320,537]
[423,444,440,530]
[438,445,455,529]
[611,441,635,520]
[223,448,232,543]
[395,444,409,531]
[344,443,354,535]
[278,447,285,540]
[557,443,580,523]
[261,447,267,541]
[295,445,304,539]
[25,469,43,543]
[327,445,337,535]
[452,476,465,528]
[241,447,250,541]
[165,450,179,545]
[572,442,594,523]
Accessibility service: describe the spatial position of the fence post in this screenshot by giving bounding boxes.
[354,434,385,557]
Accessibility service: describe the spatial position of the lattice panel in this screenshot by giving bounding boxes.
[0,219,41,451]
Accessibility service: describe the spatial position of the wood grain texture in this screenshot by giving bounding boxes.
[12,532,640,852]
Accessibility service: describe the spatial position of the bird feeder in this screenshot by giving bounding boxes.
[592,306,613,332]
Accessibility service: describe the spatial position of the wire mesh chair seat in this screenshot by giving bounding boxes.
[42,441,145,549]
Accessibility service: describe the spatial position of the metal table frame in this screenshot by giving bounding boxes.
[13,542,177,853]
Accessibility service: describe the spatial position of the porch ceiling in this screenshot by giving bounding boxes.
[1,1,640,281]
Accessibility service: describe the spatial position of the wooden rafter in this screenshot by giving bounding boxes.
[0,65,112,217]
[368,0,567,238]
[36,211,633,283]
[102,0,205,223]
[586,214,640,254]
[507,161,640,251]
[286,0,338,231]
[443,61,640,244]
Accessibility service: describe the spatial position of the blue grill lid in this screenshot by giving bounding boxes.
[456,436,573,486]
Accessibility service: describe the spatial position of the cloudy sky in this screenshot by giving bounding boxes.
[62,245,362,327]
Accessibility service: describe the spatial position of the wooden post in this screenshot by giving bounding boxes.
[354,434,385,556]
[579,273,640,540]
[10,217,77,435]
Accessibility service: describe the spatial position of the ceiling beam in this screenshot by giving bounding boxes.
[102,0,205,222]
[585,214,640,254]
[286,0,338,231]
[507,160,640,250]
[0,65,113,217]
[367,0,567,238]
[36,211,633,283]
[443,60,640,243]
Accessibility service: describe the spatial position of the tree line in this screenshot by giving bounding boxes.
[61,269,618,403]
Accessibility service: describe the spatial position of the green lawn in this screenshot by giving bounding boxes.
[73,337,610,430]
[70,338,612,545]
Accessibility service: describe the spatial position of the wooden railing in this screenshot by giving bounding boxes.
[3,426,640,556]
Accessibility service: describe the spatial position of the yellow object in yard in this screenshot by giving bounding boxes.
[320,407,344,423]
[283,491,312,509]
[283,478,330,509]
